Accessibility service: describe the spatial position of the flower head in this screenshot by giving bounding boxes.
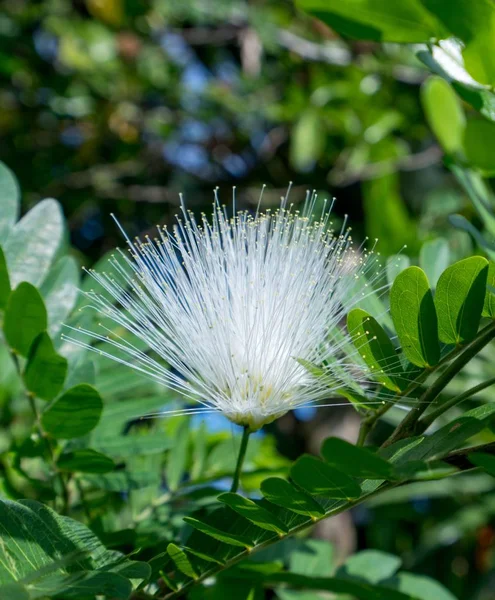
[67,191,379,430]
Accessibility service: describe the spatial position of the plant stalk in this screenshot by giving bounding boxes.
[230,426,251,493]
[383,321,495,448]
[417,375,495,433]
[11,350,71,513]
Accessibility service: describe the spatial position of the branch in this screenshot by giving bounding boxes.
[443,442,495,470]
[383,321,495,448]
[159,438,494,599]
[417,375,495,433]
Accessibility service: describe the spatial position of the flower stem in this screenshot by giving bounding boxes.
[230,426,251,493]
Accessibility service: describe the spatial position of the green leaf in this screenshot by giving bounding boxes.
[434,256,489,344]
[0,499,149,595]
[4,283,47,356]
[218,493,289,535]
[421,77,465,154]
[23,333,68,401]
[267,572,411,600]
[393,572,457,600]
[422,0,495,87]
[3,199,64,288]
[482,262,495,318]
[390,266,440,367]
[321,438,395,480]
[167,544,198,579]
[419,238,450,289]
[396,417,485,463]
[40,256,80,336]
[386,255,410,286]
[290,455,361,499]
[260,477,325,518]
[41,384,103,439]
[0,246,11,311]
[0,583,29,600]
[290,109,325,172]
[91,433,172,458]
[287,539,334,576]
[58,449,115,474]
[81,471,159,491]
[338,549,401,584]
[347,308,403,391]
[184,517,254,549]
[463,118,495,173]
[191,422,207,481]
[468,452,495,477]
[297,0,443,42]
[0,162,20,243]
[417,48,495,124]
[165,419,190,491]
[448,215,495,261]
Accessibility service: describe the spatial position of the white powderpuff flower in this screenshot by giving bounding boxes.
[65,190,383,431]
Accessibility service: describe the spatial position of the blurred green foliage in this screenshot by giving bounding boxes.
[0,0,454,259]
[2,1,495,599]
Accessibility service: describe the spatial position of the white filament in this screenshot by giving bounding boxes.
[64,190,387,430]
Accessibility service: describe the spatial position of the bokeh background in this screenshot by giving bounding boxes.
[1,0,466,262]
[1,2,492,598]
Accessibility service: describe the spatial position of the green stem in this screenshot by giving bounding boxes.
[418,375,495,433]
[383,321,495,448]
[12,351,71,514]
[357,370,432,447]
[162,484,389,599]
[75,478,91,521]
[161,435,495,600]
[230,426,251,493]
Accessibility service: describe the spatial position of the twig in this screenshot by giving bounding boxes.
[383,321,495,448]
[418,375,495,433]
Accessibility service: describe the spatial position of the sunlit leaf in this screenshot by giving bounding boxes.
[0,499,150,596]
[421,76,465,154]
[167,544,198,579]
[40,256,80,336]
[390,266,439,367]
[297,0,444,42]
[347,308,404,391]
[419,239,450,289]
[434,256,488,344]
[3,199,64,288]
[0,246,11,311]
[4,283,47,356]
[0,162,20,244]
[483,262,495,318]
